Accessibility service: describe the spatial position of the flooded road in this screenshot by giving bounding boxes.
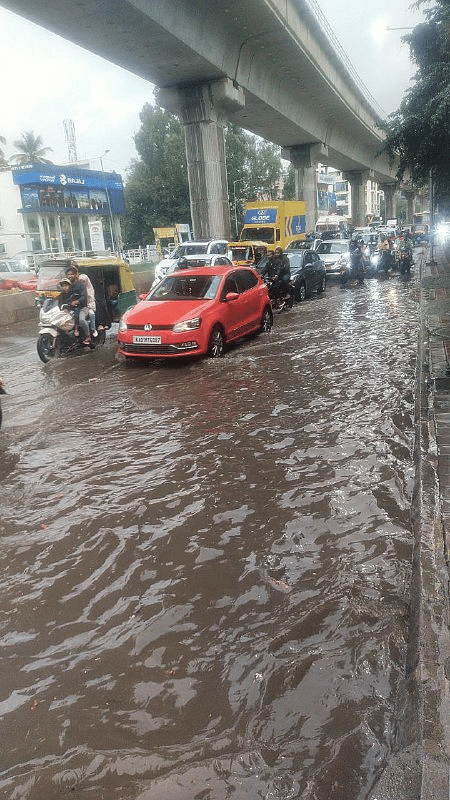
[0,268,420,799]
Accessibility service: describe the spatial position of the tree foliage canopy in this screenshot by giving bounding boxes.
[122,102,288,247]
[11,131,53,165]
[382,0,450,201]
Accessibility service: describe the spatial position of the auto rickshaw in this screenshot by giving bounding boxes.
[227,241,268,268]
[35,256,137,327]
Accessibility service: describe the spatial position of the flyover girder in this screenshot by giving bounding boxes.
[0,0,397,181]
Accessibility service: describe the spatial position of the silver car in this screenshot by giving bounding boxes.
[153,239,229,284]
[313,239,352,278]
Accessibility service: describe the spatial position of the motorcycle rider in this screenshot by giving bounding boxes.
[269,246,291,302]
[349,238,365,282]
[258,249,276,279]
[65,263,97,339]
[58,275,89,343]
[399,232,413,273]
[376,233,390,274]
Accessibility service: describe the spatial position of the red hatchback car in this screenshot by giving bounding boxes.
[117,265,273,359]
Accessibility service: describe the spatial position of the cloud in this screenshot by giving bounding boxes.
[0,7,153,174]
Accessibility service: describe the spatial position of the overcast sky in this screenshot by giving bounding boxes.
[0,1,426,178]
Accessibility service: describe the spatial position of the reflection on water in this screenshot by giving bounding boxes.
[0,276,418,798]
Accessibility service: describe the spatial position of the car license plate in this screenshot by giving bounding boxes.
[133,335,162,344]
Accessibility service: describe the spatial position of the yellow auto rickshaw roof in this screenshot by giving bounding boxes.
[39,256,130,270]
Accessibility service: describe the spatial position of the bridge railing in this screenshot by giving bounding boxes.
[299,0,386,120]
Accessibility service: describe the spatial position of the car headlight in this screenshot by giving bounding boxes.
[118,319,128,332]
[172,317,201,332]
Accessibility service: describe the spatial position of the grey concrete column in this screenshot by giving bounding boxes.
[281,143,328,233]
[380,183,396,223]
[343,170,372,228]
[158,79,244,241]
[404,190,415,226]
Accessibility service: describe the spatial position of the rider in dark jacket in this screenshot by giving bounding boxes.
[350,239,365,281]
[258,250,276,278]
[269,247,291,301]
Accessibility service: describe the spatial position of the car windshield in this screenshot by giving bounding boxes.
[316,242,348,255]
[183,259,212,268]
[286,240,307,250]
[287,253,302,268]
[229,246,251,260]
[0,260,31,273]
[148,273,222,300]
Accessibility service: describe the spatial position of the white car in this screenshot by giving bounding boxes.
[313,239,352,277]
[153,253,232,284]
[153,239,228,284]
[0,258,38,282]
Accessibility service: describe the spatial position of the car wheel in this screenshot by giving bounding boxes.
[317,276,326,293]
[297,282,306,302]
[208,326,225,358]
[259,306,272,333]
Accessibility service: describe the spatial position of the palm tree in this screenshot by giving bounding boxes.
[11,131,53,165]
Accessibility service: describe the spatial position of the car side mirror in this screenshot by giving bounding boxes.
[224,291,239,302]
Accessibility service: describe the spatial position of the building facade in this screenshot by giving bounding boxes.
[0,163,124,259]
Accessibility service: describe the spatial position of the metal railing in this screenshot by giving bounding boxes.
[298,0,387,120]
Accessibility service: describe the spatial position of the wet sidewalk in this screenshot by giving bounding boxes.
[370,244,450,800]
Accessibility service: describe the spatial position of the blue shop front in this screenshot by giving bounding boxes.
[12,164,125,254]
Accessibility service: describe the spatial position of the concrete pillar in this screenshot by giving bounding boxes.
[404,189,415,226]
[343,170,373,228]
[158,79,245,241]
[380,183,396,223]
[281,143,328,233]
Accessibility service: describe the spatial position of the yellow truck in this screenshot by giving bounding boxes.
[239,201,307,250]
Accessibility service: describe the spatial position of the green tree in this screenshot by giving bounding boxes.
[11,131,53,165]
[225,123,284,237]
[122,104,190,247]
[382,2,450,202]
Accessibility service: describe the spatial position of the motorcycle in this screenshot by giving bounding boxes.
[394,241,414,275]
[36,298,106,363]
[369,249,392,276]
[264,275,294,311]
[340,252,365,285]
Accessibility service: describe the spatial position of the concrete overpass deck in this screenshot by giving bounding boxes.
[0,0,400,235]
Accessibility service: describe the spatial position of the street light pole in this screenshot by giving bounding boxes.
[99,149,116,253]
[233,179,245,239]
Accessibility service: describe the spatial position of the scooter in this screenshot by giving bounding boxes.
[36,298,106,363]
[340,250,365,285]
[369,249,391,276]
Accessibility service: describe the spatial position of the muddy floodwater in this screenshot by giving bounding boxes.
[0,269,420,799]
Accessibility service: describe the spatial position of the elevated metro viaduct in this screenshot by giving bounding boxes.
[1,0,403,238]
